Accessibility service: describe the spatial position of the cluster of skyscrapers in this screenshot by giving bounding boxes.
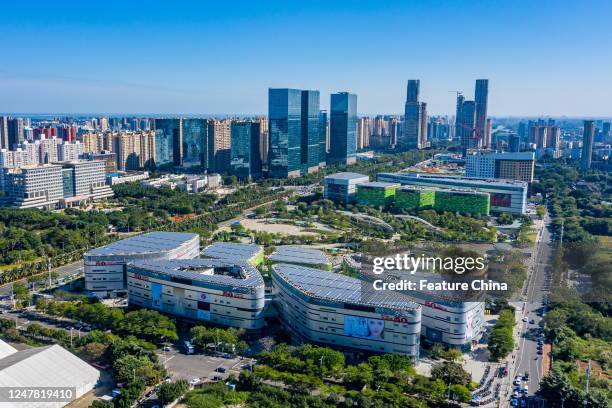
[267,89,357,178]
[455,79,491,150]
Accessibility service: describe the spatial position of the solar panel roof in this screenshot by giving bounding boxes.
[272,264,419,312]
[86,232,198,257]
[201,242,263,263]
[130,258,264,288]
[269,246,330,266]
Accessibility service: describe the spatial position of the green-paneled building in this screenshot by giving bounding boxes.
[433,190,490,216]
[395,186,436,210]
[356,182,399,207]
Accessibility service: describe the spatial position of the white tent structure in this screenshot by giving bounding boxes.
[0,340,100,408]
[0,341,17,360]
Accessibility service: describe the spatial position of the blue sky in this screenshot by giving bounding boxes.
[1,0,611,116]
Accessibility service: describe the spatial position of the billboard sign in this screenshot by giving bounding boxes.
[343,316,385,340]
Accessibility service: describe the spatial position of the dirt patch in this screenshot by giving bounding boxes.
[240,219,318,236]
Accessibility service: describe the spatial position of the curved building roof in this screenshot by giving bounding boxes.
[85,232,199,258]
[201,242,263,263]
[272,264,420,313]
[129,258,264,289]
[269,245,331,267]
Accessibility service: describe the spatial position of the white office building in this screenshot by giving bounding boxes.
[127,259,265,330]
[61,160,113,205]
[0,164,64,209]
[84,232,200,296]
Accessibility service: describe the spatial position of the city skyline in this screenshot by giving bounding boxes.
[1,1,612,116]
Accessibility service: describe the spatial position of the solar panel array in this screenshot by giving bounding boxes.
[130,258,264,289]
[272,264,419,312]
[86,232,198,257]
[269,245,330,266]
[201,242,263,263]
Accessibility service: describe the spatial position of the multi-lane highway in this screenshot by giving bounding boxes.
[501,214,553,406]
[514,215,552,392]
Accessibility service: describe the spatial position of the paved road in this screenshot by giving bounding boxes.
[516,216,552,390]
[0,260,84,297]
[501,215,553,406]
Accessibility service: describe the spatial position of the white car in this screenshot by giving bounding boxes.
[189,378,200,386]
[522,316,528,322]
[514,377,522,385]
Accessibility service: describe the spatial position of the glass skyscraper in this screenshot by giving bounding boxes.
[401,80,424,150]
[475,79,489,147]
[300,90,320,173]
[182,119,208,167]
[328,92,357,165]
[459,101,477,149]
[319,110,328,166]
[154,118,182,166]
[268,88,303,178]
[231,121,262,180]
[581,120,595,170]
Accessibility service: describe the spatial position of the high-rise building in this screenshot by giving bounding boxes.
[268,88,303,178]
[318,110,328,166]
[474,79,489,147]
[255,116,269,165]
[530,125,548,149]
[357,117,372,150]
[7,118,25,148]
[81,133,103,154]
[39,137,60,164]
[420,102,428,148]
[207,119,232,173]
[182,119,208,167]
[328,92,358,165]
[57,125,77,142]
[154,119,182,166]
[99,117,109,131]
[508,134,521,152]
[401,80,423,149]
[518,122,528,142]
[0,142,39,168]
[114,132,142,171]
[0,117,8,150]
[601,122,611,142]
[57,141,84,162]
[546,125,561,149]
[485,118,493,148]
[459,100,476,149]
[300,90,320,174]
[581,120,595,170]
[389,117,401,146]
[230,121,262,180]
[454,93,464,142]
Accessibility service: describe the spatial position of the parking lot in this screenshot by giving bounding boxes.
[158,348,254,384]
